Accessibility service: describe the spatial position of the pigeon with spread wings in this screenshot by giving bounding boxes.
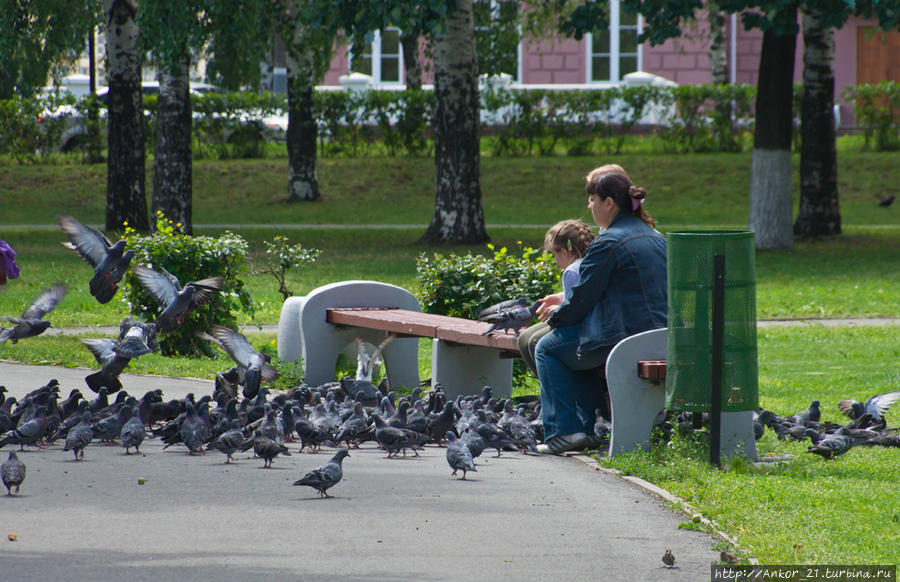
[58,214,134,304]
[132,265,222,333]
[209,325,279,400]
[0,283,66,344]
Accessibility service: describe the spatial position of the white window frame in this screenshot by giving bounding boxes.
[474,0,522,82]
[585,0,642,84]
[349,28,404,86]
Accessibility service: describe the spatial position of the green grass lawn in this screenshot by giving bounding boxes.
[1,150,898,565]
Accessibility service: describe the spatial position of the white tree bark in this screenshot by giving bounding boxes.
[749,149,793,248]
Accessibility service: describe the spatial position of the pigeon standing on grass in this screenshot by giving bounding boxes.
[57,214,134,304]
[132,265,223,333]
[293,448,349,498]
[0,284,66,344]
[1,451,26,495]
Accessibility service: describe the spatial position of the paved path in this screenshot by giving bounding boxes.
[0,362,719,582]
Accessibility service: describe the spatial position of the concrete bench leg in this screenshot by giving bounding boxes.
[606,328,668,455]
[295,281,421,388]
[432,339,513,401]
[277,295,306,362]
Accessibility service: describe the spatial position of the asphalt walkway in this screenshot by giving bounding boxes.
[0,361,719,581]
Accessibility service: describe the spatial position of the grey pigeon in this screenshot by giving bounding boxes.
[91,404,132,444]
[446,431,477,479]
[1,451,26,495]
[807,431,868,460]
[334,402,369,447]
[0,283,66,344]
[460,428,486,460]
[838,390,900,423]
[58,214,134,304]
[81,338,130,394]
[789,400,821,424]
[373,415,424,458]
[210,325,279,400]
[132,264,223,333]
[293,448,350,498]
[426,402,458,445]
[115,317,158,358]
[120,406,146,454]
[0,406,48,450]
[207,419,245,463]
[473,410,517,457]
[253,429,291,468]
[478,298,540,336]
[63,411,94,461]
[179,402,209,454]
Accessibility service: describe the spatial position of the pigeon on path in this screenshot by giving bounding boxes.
[478,298,540,336]
[0,406,48,450]
[207,419,245,463]
[58,214,134,304]
[63,411,94,461]
[120,407,146,454]
[445,432,477,480]
[293,448,350,498]
[210,325,279,400]
[1,451,26,495]
[0,284,66,343]
[253,429,291,468]
[132,265,222,333]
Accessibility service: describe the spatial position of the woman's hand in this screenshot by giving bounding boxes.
[536,293,564,322]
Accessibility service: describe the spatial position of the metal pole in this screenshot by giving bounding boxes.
[710,253,725,467]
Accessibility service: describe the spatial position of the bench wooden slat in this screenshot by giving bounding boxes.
[637,359,667,380]
[326,307,520,354]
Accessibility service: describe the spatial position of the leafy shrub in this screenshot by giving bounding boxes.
[122,212,255,357]
[253,235,321,300]
[416,242,558,319]
[657,84,755,153]
[842,81,900,151]
[0,92,74,159]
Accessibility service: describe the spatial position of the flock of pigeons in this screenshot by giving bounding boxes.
[1,215,898,501]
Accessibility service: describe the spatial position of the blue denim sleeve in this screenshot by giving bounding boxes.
[548,237,615,328]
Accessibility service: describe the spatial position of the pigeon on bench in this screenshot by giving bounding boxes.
[478,298,541,336]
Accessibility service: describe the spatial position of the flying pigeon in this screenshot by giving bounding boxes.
[838,390,900,423]
[1,451,26,495]
[209,325,279,400]
[293,448,350,498]
[806,431,869,460]
[0,283,66,344]
[445,431,477,479]
[132,264,223,333]
[81,338,131,394]
[58,214,134,304]
[478,298,540,336]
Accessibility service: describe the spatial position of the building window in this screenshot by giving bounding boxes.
[587,1,640,83]
[350,28,402,85]
[474,0,520,80]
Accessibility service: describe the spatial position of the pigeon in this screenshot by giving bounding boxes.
[806,431,868,460]
[0,283,66,343]
[92,404,133,444]
[63,411,94,460]
[473,410,516,457]
[426,401,458,445]
[662,549,675,568]
[334,402,369,447]
[207,419,245,463]
[373,415,424,458]
[115,317,158,358]
[81,338,130,394]
[293,448,350,498]
[132,264,223,333]
[788,400,821,424]
[58,214,134,304]
[876,194,895,207]
[209,325,279,400]
[179,402,210,454]
[252,429,291,468]
[445,431,477,479]
[478,298,540,336]
[120,406,146,454]
[838,390,900,424]
[1,451,26,495]
[0,406,48,450]
[460,428,486,460]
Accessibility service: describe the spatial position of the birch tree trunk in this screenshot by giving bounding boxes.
[283,7,322,203]
[420,0,487,244]
[794,11,840,237]
[401,31,422,90]
[152,50,192,234]
[749,27,796,250]
[104,0,149,232]
[708,1,728,85]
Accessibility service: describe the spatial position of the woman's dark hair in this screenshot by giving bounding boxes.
[586,172,656,228]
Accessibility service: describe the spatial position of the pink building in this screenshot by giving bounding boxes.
[319,7,900,130]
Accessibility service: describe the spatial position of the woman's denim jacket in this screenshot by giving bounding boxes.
[547,213,667,356]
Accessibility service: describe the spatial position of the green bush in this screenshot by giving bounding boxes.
[842,81,900,151]
[657,83,755,153]
[122,212,255,357]
[415,242,559,319]
[0,92,74,159]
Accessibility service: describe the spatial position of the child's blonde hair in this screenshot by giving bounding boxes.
[544,219,594,258]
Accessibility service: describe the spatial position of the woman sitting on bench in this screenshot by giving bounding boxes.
[535,168,668,455]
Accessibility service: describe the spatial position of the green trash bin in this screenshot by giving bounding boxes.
[665,230,758,412]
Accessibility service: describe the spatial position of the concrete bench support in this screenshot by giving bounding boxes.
[605,327,757,460]
[281,281,421,388]
[431,339,513,401]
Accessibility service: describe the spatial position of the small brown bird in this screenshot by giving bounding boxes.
[662,549,675,568]
[720,550,741,565]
